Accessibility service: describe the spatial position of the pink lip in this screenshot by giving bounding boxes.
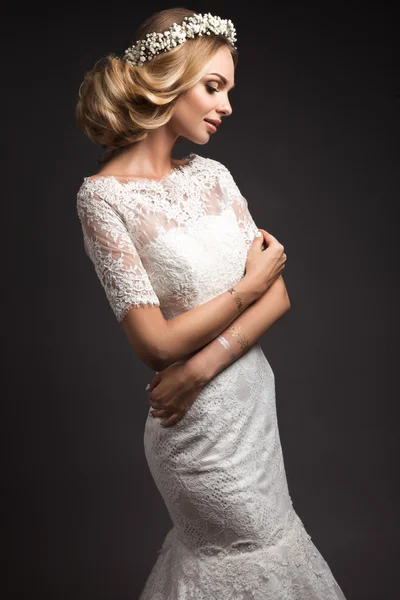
[204,120,217,133]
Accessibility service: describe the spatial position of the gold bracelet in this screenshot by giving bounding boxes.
[228,287,243,312]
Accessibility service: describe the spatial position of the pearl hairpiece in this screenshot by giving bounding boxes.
[122,12,237,67]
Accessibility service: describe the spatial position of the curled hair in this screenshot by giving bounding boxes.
[75,7,238,164]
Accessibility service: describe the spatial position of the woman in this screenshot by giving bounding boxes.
[75,7,348,599]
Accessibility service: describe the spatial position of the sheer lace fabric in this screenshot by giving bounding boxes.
[77,153,259,322]
[76,154,347,599]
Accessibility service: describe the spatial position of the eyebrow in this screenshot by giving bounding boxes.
[207,72,235,90]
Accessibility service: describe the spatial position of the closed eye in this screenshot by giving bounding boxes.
[205,84,219,93]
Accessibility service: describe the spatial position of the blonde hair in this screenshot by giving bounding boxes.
[75,7,238,164]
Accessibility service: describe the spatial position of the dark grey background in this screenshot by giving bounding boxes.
[3,2,398,599]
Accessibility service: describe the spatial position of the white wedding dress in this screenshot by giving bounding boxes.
[77,153,347,599]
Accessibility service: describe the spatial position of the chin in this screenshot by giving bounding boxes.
[188,132,212,145]
[196,137,211,145]
[180,126,212,145]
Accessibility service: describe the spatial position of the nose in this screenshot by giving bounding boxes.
[218,98,233,117]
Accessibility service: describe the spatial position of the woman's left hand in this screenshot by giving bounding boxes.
[147,360,206,427]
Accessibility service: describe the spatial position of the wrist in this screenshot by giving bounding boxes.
[238,274,264,303]
[185,351,215,387]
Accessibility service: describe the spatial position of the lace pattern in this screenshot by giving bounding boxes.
[76,153,259,322]
[140,345,347,599]
[76,154,347,599]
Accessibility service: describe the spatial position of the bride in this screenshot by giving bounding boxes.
[75,7,348,599]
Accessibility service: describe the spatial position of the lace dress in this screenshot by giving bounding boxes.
[76,153,347,599]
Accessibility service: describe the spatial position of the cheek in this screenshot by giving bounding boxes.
[185,88,214,116]
[172,88,214,129]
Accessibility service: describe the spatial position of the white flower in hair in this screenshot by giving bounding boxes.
[122,12,237,67]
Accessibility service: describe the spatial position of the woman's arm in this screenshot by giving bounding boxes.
[122,273,263,372]
[170,274,290,384]
[77,187,266,373]
[148,275,289,423]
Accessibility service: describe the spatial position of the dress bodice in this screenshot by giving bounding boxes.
[76,153,259,322]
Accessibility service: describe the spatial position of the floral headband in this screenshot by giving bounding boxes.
[122,12,237,67]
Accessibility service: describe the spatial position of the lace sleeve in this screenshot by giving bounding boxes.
[76,189,160,323]
[216,162,260,251]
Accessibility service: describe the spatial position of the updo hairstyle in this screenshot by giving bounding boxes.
[75,7,238,164]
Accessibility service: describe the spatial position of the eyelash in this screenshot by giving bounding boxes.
[205,84,219,94]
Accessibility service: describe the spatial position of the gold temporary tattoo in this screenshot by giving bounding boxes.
[228,287,243,312]
[227,324,250,352]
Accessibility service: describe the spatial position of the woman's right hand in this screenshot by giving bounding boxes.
[245,229,287,295]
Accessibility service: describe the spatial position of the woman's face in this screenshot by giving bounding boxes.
[168,45,235,144]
